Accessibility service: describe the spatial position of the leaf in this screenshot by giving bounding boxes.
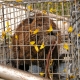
[27,5,33,11]
[68,26,73,33]
[33,29,39,34]
[30,41,35,45]
[15,35,18,40]
[47,24,53,32]
[34,45,39,52]
[39,72,45,76]
[40,42,45,50]
[63,43,69,50]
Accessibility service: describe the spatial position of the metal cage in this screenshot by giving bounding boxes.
[0,0,80,80]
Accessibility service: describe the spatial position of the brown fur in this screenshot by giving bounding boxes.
[12,13,62,68]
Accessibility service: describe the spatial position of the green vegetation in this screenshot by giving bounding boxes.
[33,1,71,16]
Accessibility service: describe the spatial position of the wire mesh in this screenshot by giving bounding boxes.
[0,0,79,80]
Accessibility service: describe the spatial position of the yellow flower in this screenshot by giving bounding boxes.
[40,42,45,50]
[34,45,39,52]
[50,60,53,66]
[16,0,22,2]
[70,75,75,79]
[50,8,56,13]
[6,21,9,28]
[15,35,18,40]
[30,41,35,45]
[2,31,6,39]
[63,43,69,50]
[33,29,39,34]
[6,27,11,32]
[39,72,45,76]
[50,8,53,13]
[42,10,47,14]
[47,24,53,32]
[53,9,56,13]
[68,26,73,33]
[27,5,33,11]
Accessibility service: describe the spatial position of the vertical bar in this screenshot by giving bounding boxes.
[2,4,6,65]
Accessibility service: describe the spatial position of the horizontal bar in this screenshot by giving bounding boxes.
[3,0,74,2]
[0,0,74,4]
[0,64,50,80]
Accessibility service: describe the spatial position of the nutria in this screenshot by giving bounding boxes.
[11,13,62,76]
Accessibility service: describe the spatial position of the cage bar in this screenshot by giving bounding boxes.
[0,0,79,80]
